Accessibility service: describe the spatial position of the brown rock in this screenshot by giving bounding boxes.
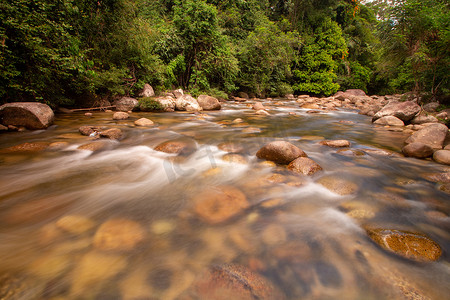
[193,186,249,224]
[301,103,320,109]
[93,218,145,251]
[372,101,421,122]
[71,251,127,296]
[253,102,266,111]
[237,92,249,99]
[317,175,358,195]
[288,157,323,175]
[366,228,442,262]
[193,264,285,300]
[1,142,49,153]
[410,115,438,125]
[255,110,270,116]
[79,126,95,136]
[100,128,123,140]
[218,142,244,153]
[433,150,450,165]
[77,141,111,151]
[114,97,138,112]
[319,140,351,148]
[154,140,195,155]
[113,112,129,120]
[256,141,307,165]
[56,215,95,235]
[0,102,54,129]
[402,142,434,158]
[405,123,448,150]
[134,118,154,126]
[222,154,247,164]
[197,95,221,110]
[373,116,404,126]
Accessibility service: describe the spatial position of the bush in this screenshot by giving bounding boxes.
[138,97,164,111]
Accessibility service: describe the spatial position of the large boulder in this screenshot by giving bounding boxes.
[405,123,448,150]
[256,141,307,165]
[345,89,366,97]
[175,95,202,112]
[372,101,420,122]
[0,102,54,129]
[154,96,176,112]
[410,114,438,125]
[197,95,221,110]
[139,84,155,98]
[402,142,434,158]
[114,97,139,112]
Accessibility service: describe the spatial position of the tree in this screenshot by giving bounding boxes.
[376,0,450,100]
[292,18,347,95]
[238,19,299,96]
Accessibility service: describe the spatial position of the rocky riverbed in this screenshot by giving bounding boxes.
[0,91,449,299]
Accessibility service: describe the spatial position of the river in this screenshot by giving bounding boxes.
[0,98,449,299]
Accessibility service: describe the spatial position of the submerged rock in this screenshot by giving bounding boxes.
[193,186,249,224]
[218,142,244,153]
[317,175,358,195]
[154,140,195,155]
[70,251,128,296]
[366,228,442,262]
[288,157,323,175]
[0,142,49,153]
[191,264,285,300]
[0,102,54,129]
[93,218,145,251]
[319,140,351,148]
[256,141,307,165]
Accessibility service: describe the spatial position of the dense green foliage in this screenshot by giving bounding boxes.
[0,0,448,107]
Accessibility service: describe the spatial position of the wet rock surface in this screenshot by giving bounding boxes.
[93,218,145,251]
[366,228,442,262]
[256,141,307,165]
[193,186,249,224]
[287,157,323,175]
[190,264,285,300]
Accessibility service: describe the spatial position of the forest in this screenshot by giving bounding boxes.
[0,0,449,107]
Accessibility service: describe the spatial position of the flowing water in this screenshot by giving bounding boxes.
[0,99,449,299]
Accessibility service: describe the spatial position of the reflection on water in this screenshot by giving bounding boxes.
[0,100,449,299]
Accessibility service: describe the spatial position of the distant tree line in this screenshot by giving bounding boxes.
[0,0,448,107]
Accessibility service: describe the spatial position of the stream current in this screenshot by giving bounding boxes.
[0,99,449,299]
